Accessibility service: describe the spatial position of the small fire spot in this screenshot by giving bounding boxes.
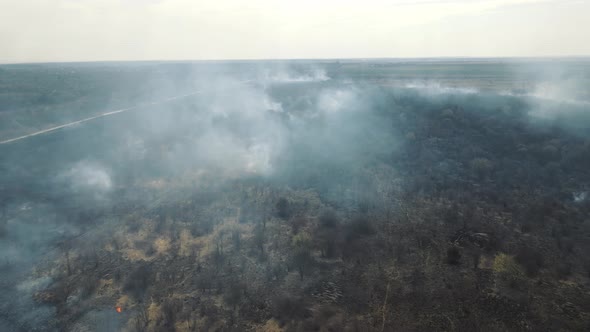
[116,306,122,313]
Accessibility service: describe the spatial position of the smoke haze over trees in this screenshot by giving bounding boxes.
[1,59,590,331]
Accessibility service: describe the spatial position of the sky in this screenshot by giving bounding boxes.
[0,0,589,63]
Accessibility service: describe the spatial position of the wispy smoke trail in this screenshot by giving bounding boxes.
[0,81,253,145]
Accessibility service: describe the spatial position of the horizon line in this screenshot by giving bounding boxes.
[2,55,590,66]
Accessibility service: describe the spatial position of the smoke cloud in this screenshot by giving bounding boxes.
[1,59,590,330]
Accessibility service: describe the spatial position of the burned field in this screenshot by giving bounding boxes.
[1,60,590,331]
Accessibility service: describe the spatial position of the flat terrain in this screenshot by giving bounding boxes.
[1,59,590,331]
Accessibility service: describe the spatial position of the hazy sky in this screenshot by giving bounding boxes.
[0,0,589,63]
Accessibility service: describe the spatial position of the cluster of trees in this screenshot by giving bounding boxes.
[25,90,590,331]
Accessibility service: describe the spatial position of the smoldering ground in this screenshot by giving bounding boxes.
[1,60,589,330]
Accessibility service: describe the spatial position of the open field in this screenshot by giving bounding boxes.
[1,59,590,331]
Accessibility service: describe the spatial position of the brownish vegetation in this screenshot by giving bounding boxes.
[24,98,590,332]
